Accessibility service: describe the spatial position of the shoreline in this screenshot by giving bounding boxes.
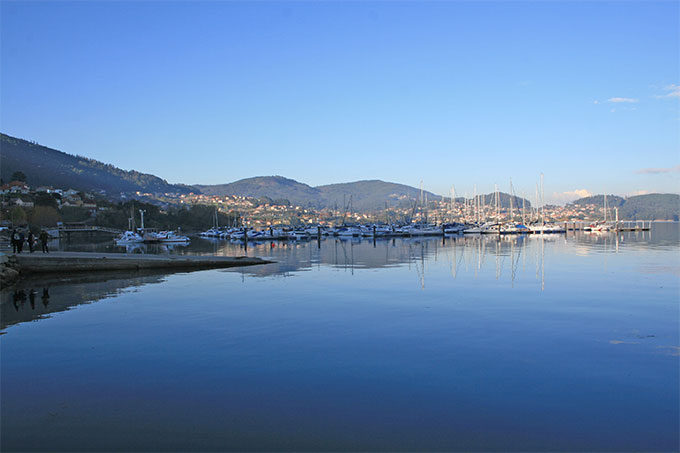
[0,252,272,287]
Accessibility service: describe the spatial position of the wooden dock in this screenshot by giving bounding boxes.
[11,252,272,275]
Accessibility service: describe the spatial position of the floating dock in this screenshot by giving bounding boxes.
[10,252,272,275]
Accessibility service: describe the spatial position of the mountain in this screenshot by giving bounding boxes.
[571,193,679,220]
[570,194,626,207]
[197,176,534,211]
[196,176,321,207]
[0,133,193,195]
[620,194,679,220]
[197,177,442,210]
[317,180,439,211]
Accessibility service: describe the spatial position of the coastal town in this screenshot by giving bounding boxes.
[0,175,657,232]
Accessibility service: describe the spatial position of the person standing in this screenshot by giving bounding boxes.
[27,230,35,253]
[39,230,49,253]
[17,230,25,253]
[10,228,19,253]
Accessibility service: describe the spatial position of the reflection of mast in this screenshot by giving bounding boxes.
[540,173,545,227]
[541,235,545,291]
[495,238,500,280]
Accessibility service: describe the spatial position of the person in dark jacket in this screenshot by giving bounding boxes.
[10,229,19,253]
[17,230,25,253]
[27,230,35,253]
[39,230,49,253]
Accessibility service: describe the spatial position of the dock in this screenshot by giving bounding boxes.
[7,252,271,276]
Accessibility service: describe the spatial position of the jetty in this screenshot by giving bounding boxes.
[1,252,271,285]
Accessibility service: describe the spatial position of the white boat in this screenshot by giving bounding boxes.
[406,225,441,236]
[336,226,361,237]
[501,223,530,234]
[116,230,144,244]
[443,223,465,234]
[287,229,310,240]
[157,230,191,243]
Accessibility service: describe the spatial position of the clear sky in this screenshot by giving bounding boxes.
[1,1,678,203]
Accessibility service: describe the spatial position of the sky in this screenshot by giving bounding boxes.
[1,1,678,204]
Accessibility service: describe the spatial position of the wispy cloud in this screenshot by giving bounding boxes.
[608,97,638,103]
[635,165,680,175]
[552,189,592,205]
[628,189,651,196]
[654,84,680,99]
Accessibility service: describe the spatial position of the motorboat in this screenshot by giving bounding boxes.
[116,230,144,244]
[157,230,191,243]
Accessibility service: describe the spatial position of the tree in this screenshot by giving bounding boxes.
[34,192,59,209]
[10,206,27,224]
[11,171,27,182]
[30,206,62,227]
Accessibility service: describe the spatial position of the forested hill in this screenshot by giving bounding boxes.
[571,193,679,220]
[197,177,443,210]
[197,177,532,211]
[196,176,322,207]
[0,133,193,195]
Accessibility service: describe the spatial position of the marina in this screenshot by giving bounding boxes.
[2,222,677,452]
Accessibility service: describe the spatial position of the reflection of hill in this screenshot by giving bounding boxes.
[0,271,170,332]
[197,236,533,277]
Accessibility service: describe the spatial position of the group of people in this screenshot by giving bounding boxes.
[12,288,50,311]
[10,228,50,254]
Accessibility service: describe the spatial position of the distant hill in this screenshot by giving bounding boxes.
[570,194,626,207]
[571,193,679,220]
[196,176,321,207]
[197,177,442,210]
[0,133,193,195]
[317,180,440,211]
[198,176,533,212]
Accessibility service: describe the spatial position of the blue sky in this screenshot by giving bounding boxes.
[1,1,678,203]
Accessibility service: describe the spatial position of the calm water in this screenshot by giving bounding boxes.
[2,224,678,452]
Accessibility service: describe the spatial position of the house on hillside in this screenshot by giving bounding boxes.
[62,195,83,207]
[14,198,34,208]
[9,182,30,194]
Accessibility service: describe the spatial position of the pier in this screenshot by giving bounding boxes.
[8,252,271,276]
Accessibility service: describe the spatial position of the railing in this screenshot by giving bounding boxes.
[57,224,123,235]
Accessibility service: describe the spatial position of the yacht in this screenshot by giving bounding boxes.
[157,231,191,243]
[116,230,144,244]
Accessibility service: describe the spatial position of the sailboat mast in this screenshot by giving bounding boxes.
[495,184,499,222]
[509,178,514,223]
[540,173,545,225]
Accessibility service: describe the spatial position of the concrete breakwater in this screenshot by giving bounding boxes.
[0,252,271,287]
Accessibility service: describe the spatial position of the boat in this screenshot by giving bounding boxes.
[116,230,144,244]
[156,230,191,243]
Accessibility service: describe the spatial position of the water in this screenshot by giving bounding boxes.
[2,224,678,451]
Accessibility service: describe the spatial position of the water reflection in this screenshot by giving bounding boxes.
[1,271,170,332]
[34,223,680,289]
[4,224,676,331]
[2,225,677,452]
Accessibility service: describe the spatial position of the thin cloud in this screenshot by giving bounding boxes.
[654,84,680,99]
[635,165,680,175]
[629,190,651,196]
[552,189,592,205]
[608,97,638,103]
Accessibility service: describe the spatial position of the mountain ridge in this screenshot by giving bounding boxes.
[571,193,679,220]
[0,133,193,195]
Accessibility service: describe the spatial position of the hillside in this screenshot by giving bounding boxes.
[197,176,537,212]
[196,176,322,207]
[197,177,444,211]
[571,193,679,220]
[316,180,440,211]
[0,133,193,195]
[570,195,626,207]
